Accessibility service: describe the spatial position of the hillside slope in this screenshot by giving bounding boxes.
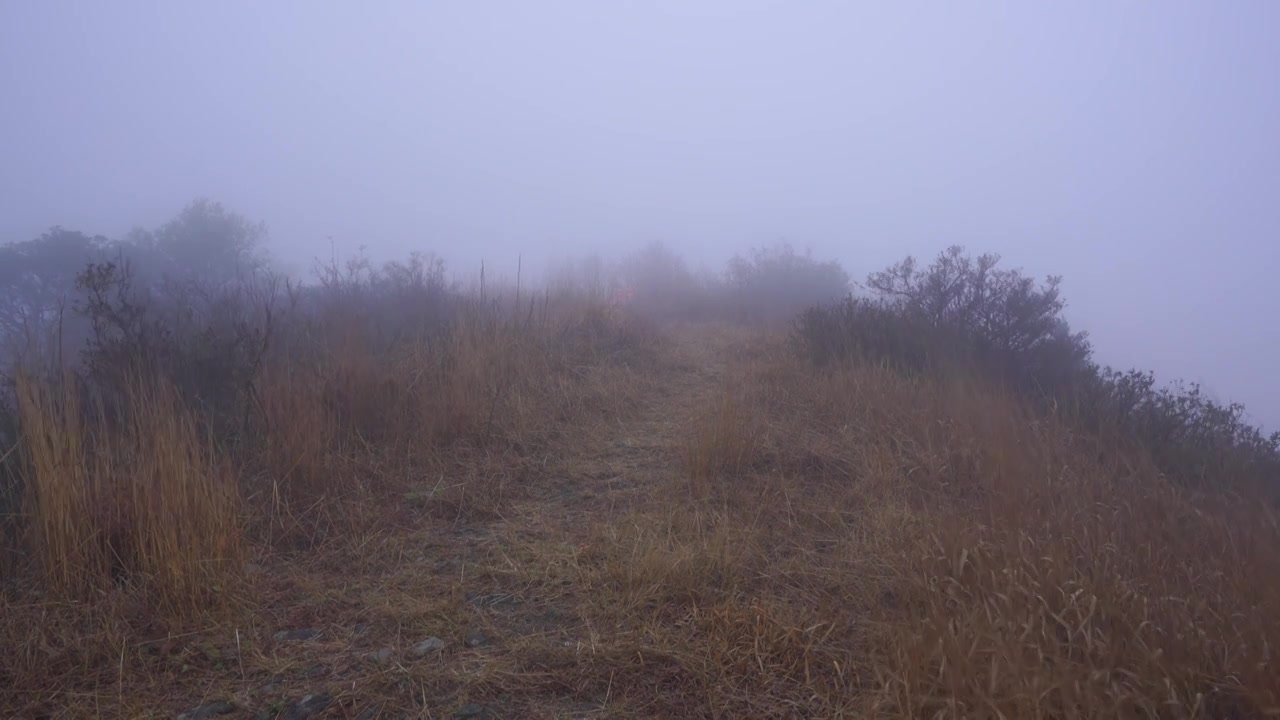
[3,321,1278,719]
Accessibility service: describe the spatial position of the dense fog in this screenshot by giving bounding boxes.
[2,1,1277,427]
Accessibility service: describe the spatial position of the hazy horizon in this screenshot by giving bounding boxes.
[2,1,1277,429]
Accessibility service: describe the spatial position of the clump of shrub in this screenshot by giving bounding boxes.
[552,241,852,325]
[74,260,281,443]
[861,245,1092,390]
[614,242,723,321]
[796,296,947,372]
[1071,367,1280,490]
[796,245,1279,493]
[726,243,850,323]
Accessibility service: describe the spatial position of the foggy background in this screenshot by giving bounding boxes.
[1,1,1277,429]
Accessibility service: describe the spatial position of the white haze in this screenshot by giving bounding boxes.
[1,1,1278,428]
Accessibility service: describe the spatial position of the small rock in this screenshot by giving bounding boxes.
[178,701,235,720]
[454,704,490,719]
[410,637,445,657]
[281,693,332,720]
[354,705,382,720]
[464,629,488,648]
[198,643,223,663]
[367,647,394,665]
[274,628,321,642]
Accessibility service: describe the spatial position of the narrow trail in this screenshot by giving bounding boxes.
[426,325,738,714]
[154,327,745,719]
[526,324,732,516]
[461,324,732,572]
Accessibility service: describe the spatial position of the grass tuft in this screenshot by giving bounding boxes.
[16,371,243,614]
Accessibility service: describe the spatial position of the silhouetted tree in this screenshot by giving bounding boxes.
[0,228,112,344]
[126,199,269,286]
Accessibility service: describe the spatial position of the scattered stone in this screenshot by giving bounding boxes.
[198,642,224,664]
[178,700,234,720]
[403,488,436,507]
[274,628,321,642]
[367,647,394,665]
[519,609,569,634]
[454,704,490,719]
[281,693,332,720]
[410,637,446,657]
[464,629,489,648]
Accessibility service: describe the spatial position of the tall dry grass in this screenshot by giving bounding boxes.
[577,332,1280,717]
[15,371,242,614]
[248,296,653,521]
[15,372,106,598]
[5,288,1274,717]
[2,283,651,590]
[245,301,565,537]
[682,390,760,499]
[0,286,658,717]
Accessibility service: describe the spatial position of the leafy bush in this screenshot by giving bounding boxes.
[1071,368,1280,490]
[795,296,946,372]
[865,245,1092,390]
[616,242,720,320]
[796,246,1279,493]
[726,244,850,323]
[73,260,278,442]
[308,249,453,346]
[570,241,851,324]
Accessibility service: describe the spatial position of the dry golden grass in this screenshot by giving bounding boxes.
[682,390,760,500]
[2,317,1277,718]
[15,371,243,614]
[580,331,1280,717]
[14,372,106,598]
[0,294,660,718]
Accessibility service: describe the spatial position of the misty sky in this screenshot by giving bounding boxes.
[2,1,1278,429]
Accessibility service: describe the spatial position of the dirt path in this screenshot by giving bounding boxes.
[247,324,742,719]
[526,324,730,513]
[420,325,734,717]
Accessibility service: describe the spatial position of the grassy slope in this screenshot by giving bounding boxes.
[3,321,1278,718]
